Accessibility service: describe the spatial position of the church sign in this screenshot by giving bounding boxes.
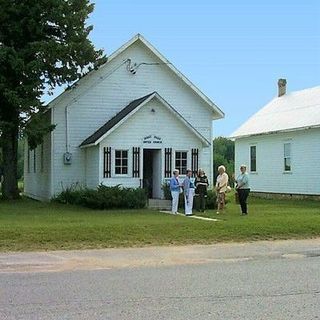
[143,135,163,144]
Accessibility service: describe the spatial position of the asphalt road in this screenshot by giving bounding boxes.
[1,239,320,320]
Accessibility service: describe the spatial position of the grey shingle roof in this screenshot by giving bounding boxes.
[80,92,155,147]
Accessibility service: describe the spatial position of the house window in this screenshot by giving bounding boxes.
[175,151,187,175]
[250,146,256,172]
[115,150,128,175]
[284,143,291,171]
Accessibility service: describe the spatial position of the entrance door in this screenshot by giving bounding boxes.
[143,149,162,198]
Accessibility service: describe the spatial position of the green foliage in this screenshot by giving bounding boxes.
[1,197,320,252]
[53,184,147,210]
[213,137,235,184]
[161,182,171,200]
[0,0,105,198]
[17,140,24,180]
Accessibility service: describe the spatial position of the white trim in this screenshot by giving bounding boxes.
[114,149,129,176]
[46,34,224,119]
[232,124,320,139]
[249,145,257,173]
[80,92,210,148]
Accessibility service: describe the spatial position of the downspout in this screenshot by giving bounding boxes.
[50,108,55,198]
[65,105,69,153]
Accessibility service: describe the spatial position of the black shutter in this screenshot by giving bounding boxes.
[164,148,172,178]
[132,147,140,177]
[191,148,199,177]
[103,147,111,178]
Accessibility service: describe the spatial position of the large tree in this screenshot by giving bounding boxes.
[0,0,105,199]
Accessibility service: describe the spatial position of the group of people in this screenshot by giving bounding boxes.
[169,168,209,216]
[169,164,250,216]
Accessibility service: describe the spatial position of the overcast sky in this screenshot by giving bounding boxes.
[47,0,320,137]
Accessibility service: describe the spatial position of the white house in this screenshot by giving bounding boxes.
[24,34,224,201]
[231,79,320,197]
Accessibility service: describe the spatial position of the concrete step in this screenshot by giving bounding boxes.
[148,198,171,210]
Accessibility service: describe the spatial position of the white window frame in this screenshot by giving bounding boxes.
[249,145,257,173]
[114,149,129,176]
[175,150,188,175]
[283,142,292,172]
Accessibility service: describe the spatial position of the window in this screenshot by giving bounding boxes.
[115,150,128,175]
[175,151,187,175]
[250,146,256,172]
[284,143,291,171]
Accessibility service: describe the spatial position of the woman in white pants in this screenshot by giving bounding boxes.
[169,169,180,214]
[183,169,195,216]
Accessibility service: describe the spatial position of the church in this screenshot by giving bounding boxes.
[24,34,224,200]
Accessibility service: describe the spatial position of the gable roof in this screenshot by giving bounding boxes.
[80,92,211,147]
[231,85,320,139]
[47,34,224,120]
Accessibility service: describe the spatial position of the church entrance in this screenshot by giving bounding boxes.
[143,149,162,198]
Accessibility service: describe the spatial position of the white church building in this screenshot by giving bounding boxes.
[24,34,224,201]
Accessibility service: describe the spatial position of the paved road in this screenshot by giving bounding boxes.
[1,239,320,319]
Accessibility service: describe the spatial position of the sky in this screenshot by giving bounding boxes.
[50,0,320,137]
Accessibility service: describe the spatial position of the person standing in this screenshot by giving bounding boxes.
[183,169,195,216]
[215,165,229,214]
[235,164,250,215]
[169,169,180,214]
[195,169,209,212]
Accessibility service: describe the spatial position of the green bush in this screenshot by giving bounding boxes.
[53,184,147,209]
[161,182,171,200]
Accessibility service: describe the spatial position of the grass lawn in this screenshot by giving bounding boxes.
[0,195,319,252]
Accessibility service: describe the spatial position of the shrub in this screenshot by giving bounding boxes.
[161,182,171,200]
[53,184,147,209]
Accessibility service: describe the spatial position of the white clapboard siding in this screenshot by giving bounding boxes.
[51,40,214,195]
[23,36,221,199]
[23,131,51,201]
[85,146,100,189]
[235,128,320,195]
[98,99,206,188]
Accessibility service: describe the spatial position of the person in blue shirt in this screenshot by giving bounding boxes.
[183,169,195,216]
[235,165,250,215]
[169,169,181,214]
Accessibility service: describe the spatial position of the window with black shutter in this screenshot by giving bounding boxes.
[175,151,187,175]
[132,147,140,177]
[191,148,199,177]
[164,148,172,177]
[115,150,128,175]
[103,147,111,178]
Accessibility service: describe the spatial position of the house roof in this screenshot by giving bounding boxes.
[47,34,224,120]
[80,92,211,148]
[231,85,320,139]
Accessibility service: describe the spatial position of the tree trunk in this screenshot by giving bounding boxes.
[1,124,20,199]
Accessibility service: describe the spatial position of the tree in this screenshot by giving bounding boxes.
[0,0,105,199]
[213,137,235,183]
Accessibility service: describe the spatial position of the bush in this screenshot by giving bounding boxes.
[161,182,171,200]
[53,184,147,209]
